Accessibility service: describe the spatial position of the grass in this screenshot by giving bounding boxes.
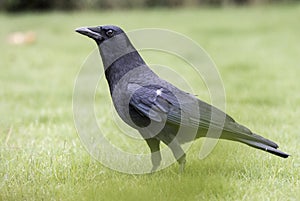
[1,4,300,201]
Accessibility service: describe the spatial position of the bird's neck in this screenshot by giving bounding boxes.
[104,51,147,93]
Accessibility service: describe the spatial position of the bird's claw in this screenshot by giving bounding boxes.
[178,156,186,173]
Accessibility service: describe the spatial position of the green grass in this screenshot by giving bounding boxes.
[1,4,300,201]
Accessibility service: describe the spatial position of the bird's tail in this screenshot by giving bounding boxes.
[220,130,289,158]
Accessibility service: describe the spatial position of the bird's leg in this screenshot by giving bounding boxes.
[145,138,161,172]
[172,147,186,173]
[177,153,186,174]
[163,138,186,173]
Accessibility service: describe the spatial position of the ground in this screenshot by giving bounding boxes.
[0,4,299,201]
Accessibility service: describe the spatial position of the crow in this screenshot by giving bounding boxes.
[75,25,289,172]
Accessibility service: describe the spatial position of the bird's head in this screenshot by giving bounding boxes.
[76,25,137,68]
[75,25,125,44]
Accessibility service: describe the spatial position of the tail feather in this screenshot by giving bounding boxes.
[217,120,289,158]
[225,132,279,149]
[220,131,289,158]
[237,138,289,158]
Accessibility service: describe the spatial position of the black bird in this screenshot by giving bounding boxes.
[75,25,289,172]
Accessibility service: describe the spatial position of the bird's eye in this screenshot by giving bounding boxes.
[106,30,114,37]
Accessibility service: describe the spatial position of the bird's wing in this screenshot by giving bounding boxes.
[128,83,232,130]
[129,82,257,134]
[129,83,181,123]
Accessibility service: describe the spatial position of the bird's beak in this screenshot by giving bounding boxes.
[75,26,103,41]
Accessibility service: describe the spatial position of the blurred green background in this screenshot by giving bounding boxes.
[0,1,300,201]
[0,0,299,11]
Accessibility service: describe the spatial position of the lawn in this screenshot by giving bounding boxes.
[0,4,300,201]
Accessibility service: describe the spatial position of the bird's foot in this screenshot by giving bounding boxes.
[179,163,185,174]
[178,155,186,174]
[151,165,159,173]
